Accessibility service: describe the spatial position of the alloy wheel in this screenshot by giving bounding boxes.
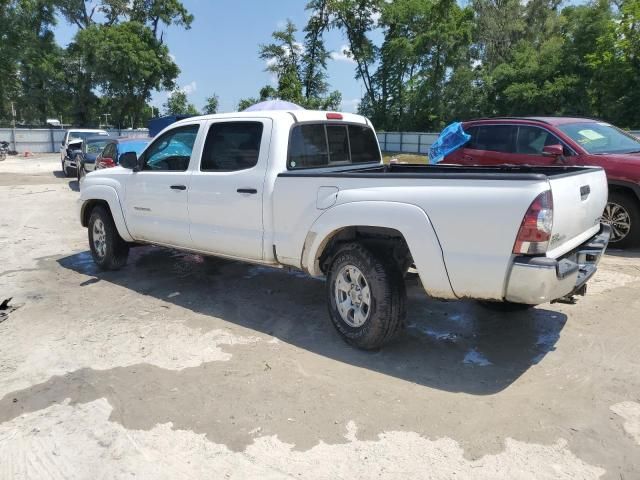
[602,202,631,243]
[334,264,372,327]
[92,218,107,258]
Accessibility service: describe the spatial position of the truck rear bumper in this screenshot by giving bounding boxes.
[505,224,611,305]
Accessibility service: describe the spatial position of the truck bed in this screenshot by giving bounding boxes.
[278,162,600,180]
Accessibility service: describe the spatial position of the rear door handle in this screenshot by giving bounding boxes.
[237,188,257,194]
[170,185,187,190]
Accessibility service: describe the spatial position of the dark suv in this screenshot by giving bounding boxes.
[445,117,640,248]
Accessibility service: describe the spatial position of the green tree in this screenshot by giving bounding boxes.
[259,19,305,104]
[75,21,179,127]
[164,90,199,115]
[326,0,381,112]
[0,0,71,125]
[203,94,219,115]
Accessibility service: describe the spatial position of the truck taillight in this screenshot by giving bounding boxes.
[513,190,554,255]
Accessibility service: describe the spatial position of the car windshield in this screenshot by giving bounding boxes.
[69,131,108,143]
[558,122,640,154]
[85,139,110,154]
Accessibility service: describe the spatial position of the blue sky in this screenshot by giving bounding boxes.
[53,0,367,113]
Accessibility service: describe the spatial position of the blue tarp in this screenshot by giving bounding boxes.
[428,122,470,164]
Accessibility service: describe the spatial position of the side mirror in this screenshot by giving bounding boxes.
[120,152,138,170]
[542,144,564,158]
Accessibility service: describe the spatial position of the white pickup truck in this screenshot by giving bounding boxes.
[78,110,610,349]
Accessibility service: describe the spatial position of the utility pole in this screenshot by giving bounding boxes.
[101,113,111,129]
[11,102,16,153]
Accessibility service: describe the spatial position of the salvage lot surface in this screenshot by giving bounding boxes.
[1,154,639,479]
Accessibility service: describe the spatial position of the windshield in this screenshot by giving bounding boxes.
[85,139,110,154]
[558,122,640,154]
[69,131,108,143]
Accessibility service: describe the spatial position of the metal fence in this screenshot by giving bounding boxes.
[3,127,640,155]
[0,128,150,153]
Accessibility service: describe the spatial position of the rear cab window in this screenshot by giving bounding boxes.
[288,123,380,169]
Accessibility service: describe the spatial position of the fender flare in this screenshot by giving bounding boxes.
[302,201,456,299]
[80,185,133,242]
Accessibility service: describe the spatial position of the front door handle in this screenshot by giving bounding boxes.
[237,188,258,194]
[170,185,187,190]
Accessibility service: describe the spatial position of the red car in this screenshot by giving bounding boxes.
[445,117,640,248]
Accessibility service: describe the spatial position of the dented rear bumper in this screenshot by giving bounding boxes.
[505,224,611,305]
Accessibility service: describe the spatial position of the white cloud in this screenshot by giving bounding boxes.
[331,45,356,64]
[180,81,197,95]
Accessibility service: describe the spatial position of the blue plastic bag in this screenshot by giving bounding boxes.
[428,122,470,164]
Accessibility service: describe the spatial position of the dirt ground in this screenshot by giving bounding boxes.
[1,154,639,479]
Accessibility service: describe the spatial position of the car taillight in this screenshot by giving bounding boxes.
[326,112,343,120]
[513,190,553,255]
[98,157,115,169]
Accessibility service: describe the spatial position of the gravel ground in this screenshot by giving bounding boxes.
[1,154,639,479]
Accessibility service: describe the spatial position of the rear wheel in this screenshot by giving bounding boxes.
[88,205,129,270]
[603,192,640,249]
[327,243,406,350]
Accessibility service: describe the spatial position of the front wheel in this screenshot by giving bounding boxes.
[327,243,406,350]
[602,192,640,249]
[88,206,129,270]
[63,158,72,178]
[77,163,86,181]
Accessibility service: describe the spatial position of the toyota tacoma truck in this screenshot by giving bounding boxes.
[78,110,611,349]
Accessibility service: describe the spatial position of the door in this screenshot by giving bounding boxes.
[456,124,517,165]
[123,124,200,247]
[188,119,271,260]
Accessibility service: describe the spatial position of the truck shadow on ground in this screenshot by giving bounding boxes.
[52,169,79,191]
[56,246,567,396]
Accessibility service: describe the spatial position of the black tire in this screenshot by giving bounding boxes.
[327,242,406,350]
[604,191,640,249]
[63,159,72,178]
[88,205,129,270]
[477,300,533,312]
[76,157,85,181]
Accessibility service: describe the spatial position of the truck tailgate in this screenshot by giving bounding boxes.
[546,168,608,257]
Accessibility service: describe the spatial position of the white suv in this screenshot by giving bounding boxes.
[60,129,108,177]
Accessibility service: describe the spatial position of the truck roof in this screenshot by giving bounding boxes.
[172,110,370,127]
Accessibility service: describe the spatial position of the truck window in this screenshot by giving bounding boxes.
[142,125,199,171]
[201,122,263,171]
[289,124,329,168]
[348,125,380,164]
[326,125,349,164]
[288,123,380,169]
